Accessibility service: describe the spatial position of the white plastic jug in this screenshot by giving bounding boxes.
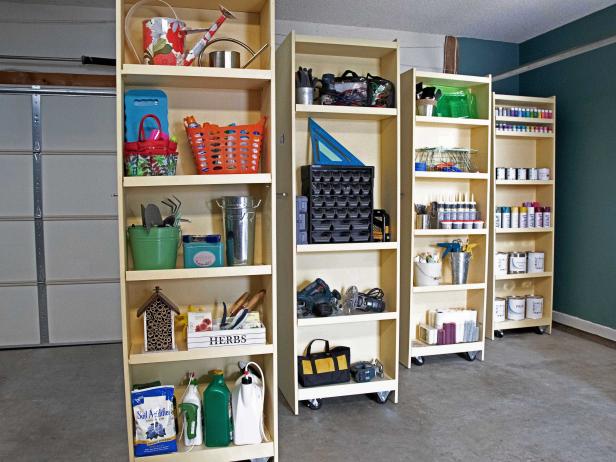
[180,374,203,447]
[232,361,266,445]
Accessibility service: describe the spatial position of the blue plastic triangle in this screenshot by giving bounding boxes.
[309,118,364,166]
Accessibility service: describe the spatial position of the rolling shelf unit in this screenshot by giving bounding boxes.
[116,1,277,460]
[400,70,492,368]
[276,33,400,414]
[488,94,555,339]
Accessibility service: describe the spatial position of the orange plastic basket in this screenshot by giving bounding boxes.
[185,117,266,174]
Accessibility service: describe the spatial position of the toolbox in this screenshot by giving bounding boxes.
[301,165,374,244]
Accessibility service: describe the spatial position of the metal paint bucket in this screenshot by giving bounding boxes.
[527,251,545,273]
[450,252,471,284]
[494,297,506,322]
[496,167,506,180]
[507,296,526,320]
[216,196,261,266]
[495,252,508,276]
[526,295,544,319]
[508,252,527,274]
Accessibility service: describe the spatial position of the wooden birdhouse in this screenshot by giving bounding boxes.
[136,286,180,352]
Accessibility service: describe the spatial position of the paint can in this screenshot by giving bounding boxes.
[508,252,527,274]
[473,220,484,229]
[495,252,508,276]
[496,167,506,180]
[538,168,550,180]
[507,296,526,320]
[452,221,463,229]
[526,295,544,319]
[494,297,506,322]
[506,167,517,180]
[527,251,545,273]
[528,167,538,180]
[517,168,527,180]
[462,221,473,229]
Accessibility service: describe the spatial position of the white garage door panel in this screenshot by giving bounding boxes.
[47,283,121,343]
[0,155,33,216]
[0,95,31,150]
[43,155,117,215]
[42,96,116,150]
[0,287,40,346]
[44,220,120,280]
[0,222,37,282]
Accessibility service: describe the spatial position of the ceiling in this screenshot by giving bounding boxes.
[6,0,616,43]
[277,0,616,43]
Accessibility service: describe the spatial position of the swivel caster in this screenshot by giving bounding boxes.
[411,356,425,366]
[371,391,390,404]
[462,350,479,362]
[534,326,546,335]
[494,330,505,338]
[303,398,322,410]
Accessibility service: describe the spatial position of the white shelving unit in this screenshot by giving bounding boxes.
[276,33,400,414]
[400,70,492,368]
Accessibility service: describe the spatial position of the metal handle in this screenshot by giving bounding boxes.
[197,37,255,67]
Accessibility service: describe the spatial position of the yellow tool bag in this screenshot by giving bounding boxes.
[297,339,351,387]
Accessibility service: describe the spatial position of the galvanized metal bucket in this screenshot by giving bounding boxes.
[450,251,471,284]
[216,196,261,266]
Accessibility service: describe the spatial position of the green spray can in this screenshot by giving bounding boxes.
[204,369,233,447]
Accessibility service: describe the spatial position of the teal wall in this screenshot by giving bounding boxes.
[458,37,519,94]
[518,6,616,329]
[458,6,616,329]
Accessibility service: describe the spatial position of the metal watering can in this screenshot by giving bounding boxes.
[125,0,236,66]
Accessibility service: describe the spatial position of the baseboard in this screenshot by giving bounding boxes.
[553,311,616,342]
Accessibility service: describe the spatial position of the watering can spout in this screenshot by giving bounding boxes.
[182,5,236,66]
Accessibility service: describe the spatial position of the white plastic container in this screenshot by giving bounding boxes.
[507,296,526,320]
[494,297,506,322]
[414,261,442,286]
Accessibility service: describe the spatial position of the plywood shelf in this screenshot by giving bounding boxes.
[296,242,397,253]
[297,311,397,327]
[297,374,396,400]
[495,180,553,186]
[294,34,398,58]
[416,116,490,128]
[413,283,486,293]
[295,104,397,120]
[136,438,275,462]
[495,131,554,139]
[495,317,551,330]
[123,174,272,188]
[495,116,553,124]
[125,265,272,282]
[411,340,484,357]
[495,271,552,281]
[414,229,487,236]
[415,172,489,180]
[128,343,274,365]
[495,227,553,234]
[122,65,272,90]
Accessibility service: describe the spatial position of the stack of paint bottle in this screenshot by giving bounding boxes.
[495,201,551,229]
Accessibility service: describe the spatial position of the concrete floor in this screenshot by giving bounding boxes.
[0,326,614,461]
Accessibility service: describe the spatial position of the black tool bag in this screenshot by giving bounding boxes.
[367,73,395,108]
[297,339,351,387]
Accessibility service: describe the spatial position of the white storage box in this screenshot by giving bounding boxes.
[187,327,266,349]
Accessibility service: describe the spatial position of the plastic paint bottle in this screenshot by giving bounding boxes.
[543,206,551,228]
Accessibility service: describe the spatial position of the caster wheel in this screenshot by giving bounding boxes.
[371,391,390,404]
[534,326,546,335]
[303,399,322,410]
[411,356,425,366]
[462,351,479,362]
[495,330,505,338]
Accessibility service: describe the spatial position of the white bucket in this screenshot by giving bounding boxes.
[414,262,442,286]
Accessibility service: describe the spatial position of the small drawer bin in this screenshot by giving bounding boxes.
[351,229,371,242]
[332,220,352,232]
[332,231,351,242]
[311,219,332,231]
[311,231,332,243]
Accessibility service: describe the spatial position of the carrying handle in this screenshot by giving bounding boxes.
[124,0,180,64]
[137,113,163,142]
[340,70,359,79]
[196,37,256,67]
[306,338,330,356]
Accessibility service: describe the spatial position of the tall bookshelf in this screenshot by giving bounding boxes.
[488,94,555,339]
[116,1,277,460]
[400,70,492,368]
[276,33,400,414]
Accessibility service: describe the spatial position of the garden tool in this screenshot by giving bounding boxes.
[437,240,462,259]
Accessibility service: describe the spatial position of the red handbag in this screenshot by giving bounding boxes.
[124,114,178,176]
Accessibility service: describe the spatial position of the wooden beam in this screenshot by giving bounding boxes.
[0,71,115,87]
[443,36,459,74]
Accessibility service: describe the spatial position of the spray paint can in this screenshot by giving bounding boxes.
[520,206,528,228]
[502,207,511,228]
[543,206,551,228]
[495,207,502,228]
[527,251,545,273]
[511,206,519,228]
[494,297,506,322]
[527,204,535,227]
[535,207,543,228]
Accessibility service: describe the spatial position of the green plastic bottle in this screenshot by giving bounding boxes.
[204,370,233,447]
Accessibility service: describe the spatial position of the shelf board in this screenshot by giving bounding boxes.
[137,437,275,462]
[495,180,553,186]
[296,242,397,253]
[413,283,486,293]
[495,227,553,234]
[411,340,484,357]
[125,265,272,282]
[495,116,553,124]
[414,229,487,236]
[297,374,396,400]
[495,271,553,281]
[495,131,554,139]
[122,65,272,90]
[416,116,490,128]
[415,70,491,86]
[123,174,272,188]
[295,104,396,120]
[496,317,550,330]
[495,94,555,104]
[128,343,274,365]
[297,311,397,327]
[414,171,489,180]
[295,35,397,58]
